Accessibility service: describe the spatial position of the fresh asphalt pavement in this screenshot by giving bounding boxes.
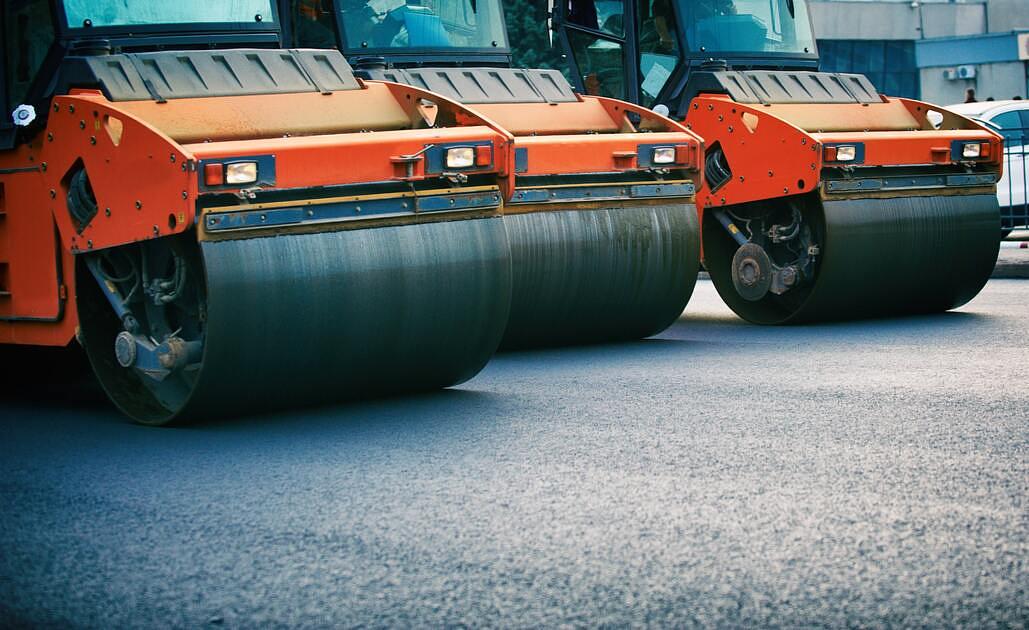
[1,279,1026,627]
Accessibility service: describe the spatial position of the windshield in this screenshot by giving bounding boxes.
[339,0,507,51]
[63,1,275,28]
[676,0,814,55]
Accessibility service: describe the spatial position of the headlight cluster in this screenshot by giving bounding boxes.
[652,146,677,164]
[445,147,476,169]
[445,145,491,169]
[204,161,259,186]
[958,141,990,159]
[225,162,259,185]
[648,145,692,166]
[823,144,859,162]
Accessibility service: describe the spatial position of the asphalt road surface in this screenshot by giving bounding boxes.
[2,279,1026,627]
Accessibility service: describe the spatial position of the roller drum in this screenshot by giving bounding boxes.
[502,203,700,348]
[704,193,1000,324]
[77,217,512,424]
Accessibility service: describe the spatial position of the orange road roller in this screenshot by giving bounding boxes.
[282,0,706,348]
[555,0,1003,324]
[1,2,519,424]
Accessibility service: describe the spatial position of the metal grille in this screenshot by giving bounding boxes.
[1000,127,1028,239]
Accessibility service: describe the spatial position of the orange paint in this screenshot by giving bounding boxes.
[687,94,1003,212]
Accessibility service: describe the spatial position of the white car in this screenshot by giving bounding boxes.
[939,100,1028,238]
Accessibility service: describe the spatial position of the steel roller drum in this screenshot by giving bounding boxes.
[501,203,700,348]
[703,193,1000,325]
[77,217,512,424]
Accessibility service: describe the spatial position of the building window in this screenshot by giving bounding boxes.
[818,39,919,99]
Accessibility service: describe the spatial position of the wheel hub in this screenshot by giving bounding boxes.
[114,331,137,368]
[731,243,773,302]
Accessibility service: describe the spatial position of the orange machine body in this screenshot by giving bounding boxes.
[472,94,702,176]
[687,94,1002,212]
[457,92,704,211]
[0,81,514,348]
[0,141,76,345]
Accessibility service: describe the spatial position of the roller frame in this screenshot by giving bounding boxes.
[688,94,1003,213]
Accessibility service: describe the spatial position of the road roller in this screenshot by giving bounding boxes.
[281,0,706,347]
[0,1,517,424]
[553,0,1003,323]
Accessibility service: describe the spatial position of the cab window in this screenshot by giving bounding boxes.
[567,28,626,99]
[63,0,276,27]
[564,0,626,99]
[337,0,507,51]
[637,0,680,106]
[4,0,56,109]
[568,0,624,37]
[676,0,814,55]
[291,0,341,49]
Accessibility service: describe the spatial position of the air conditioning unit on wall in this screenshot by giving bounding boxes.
[956,65,977,79]
[944,65,977,81]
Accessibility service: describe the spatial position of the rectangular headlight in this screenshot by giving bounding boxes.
[225,161,258,185]
[835,145,857,162]
[652,146,676,165]
[446,147,475,169]
[962,143,981,158]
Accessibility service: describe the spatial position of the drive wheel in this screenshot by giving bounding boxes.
[703,192,999,324]
[76,234,206,425]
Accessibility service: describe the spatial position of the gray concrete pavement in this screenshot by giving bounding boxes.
[1,280,1026,627]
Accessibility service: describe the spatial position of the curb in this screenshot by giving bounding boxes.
[994,243,1029,279]
[993,266,1029,279]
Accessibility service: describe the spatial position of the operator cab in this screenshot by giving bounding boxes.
[283,0,510,67]
[2,0,280,150]
[554,0,818,112]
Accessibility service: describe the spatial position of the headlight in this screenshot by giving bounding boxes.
[835,145,857,162]
[652,146,676,165]
[962,143,981,158]
[225,162,258,185]
[445,147,475,169]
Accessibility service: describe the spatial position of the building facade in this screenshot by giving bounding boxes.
[811,0,1029,105]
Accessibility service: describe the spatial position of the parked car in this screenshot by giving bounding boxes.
[938,100,1029,238]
